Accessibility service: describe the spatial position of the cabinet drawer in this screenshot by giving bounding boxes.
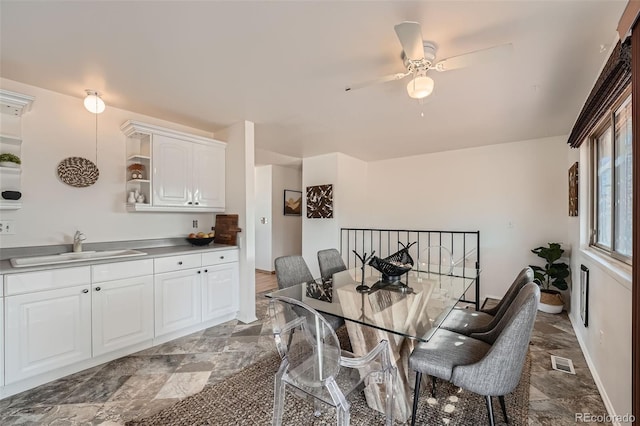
[154,253,201,274]
[202,249,238,266]
[5,267,91,296]
[92,259,154,283]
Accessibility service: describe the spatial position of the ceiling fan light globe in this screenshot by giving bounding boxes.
[407,75,434,99]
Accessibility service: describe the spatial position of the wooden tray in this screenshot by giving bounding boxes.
[213,214,242,246]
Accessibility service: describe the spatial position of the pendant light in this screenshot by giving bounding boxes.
[56,89,103,187]
[83,90,105,114]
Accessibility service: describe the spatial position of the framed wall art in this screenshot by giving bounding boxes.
[569,162,578,216]
[306,184,333,218]
[283,190,302,216]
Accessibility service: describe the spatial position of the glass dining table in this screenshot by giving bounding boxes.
[266,266,480,421]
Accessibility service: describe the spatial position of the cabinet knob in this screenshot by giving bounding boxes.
[95,286,101,291]
[220,256,224,259]
[204,269,208,273]
[82,289,89,294]
[178,261,183,265]
[187,202,193,205]
[195,202,199,205]
[197,270,201,274]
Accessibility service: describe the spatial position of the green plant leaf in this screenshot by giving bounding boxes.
[0,153,21,164]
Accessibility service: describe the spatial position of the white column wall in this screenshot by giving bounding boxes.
[219,121,257,324]
[302,154,339,277]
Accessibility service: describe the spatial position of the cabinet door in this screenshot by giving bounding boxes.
[92,276,154,357]
[5,285,92,384]
[193,143,225,208]
[202,262,239,321]
[154,269,202,336]
[0,295,4,387]
[153,134,192,206]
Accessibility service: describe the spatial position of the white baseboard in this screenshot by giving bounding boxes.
[568,313,621,426]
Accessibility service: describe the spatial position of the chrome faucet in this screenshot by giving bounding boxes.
[73,231,86,253]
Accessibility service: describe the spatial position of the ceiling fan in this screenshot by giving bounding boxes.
[346,21,513,99]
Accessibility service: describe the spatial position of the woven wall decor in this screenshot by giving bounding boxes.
[306,184,333,218]
[57,157,99,187]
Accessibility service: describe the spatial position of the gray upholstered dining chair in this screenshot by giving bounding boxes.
[317,248,347,280]
[274,255,345,331]
[269,296,396,426]
[439,267,534,336]
[409,283,540,426]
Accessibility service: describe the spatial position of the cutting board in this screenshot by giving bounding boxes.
[214,214,242,246]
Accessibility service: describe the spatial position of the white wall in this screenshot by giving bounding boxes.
[271,164,302,265]
[567,145,632,424]
[254,165,272,271]
[302,153,367,277]
[218,121,257,324]
[364,136,568,301]
[0,78,216,247]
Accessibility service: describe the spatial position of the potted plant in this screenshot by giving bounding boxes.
[530,243,569,313]
[0,153,21,168]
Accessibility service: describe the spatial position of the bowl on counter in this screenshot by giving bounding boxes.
[186,237,214,246]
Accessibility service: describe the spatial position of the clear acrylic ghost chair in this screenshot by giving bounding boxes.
[418,246,454,276]
[269,295,396,426]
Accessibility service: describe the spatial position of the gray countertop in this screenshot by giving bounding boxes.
[0,243,238,274]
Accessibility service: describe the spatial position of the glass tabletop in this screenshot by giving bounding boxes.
[266,266,479,342]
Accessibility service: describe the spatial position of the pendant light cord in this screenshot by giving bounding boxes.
[95,97,99,166]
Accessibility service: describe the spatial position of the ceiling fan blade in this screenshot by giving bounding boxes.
[345,72,410,92]
[394,21,425,61]
[433,43,513,72]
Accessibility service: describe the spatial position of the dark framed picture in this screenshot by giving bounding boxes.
[283,190,302,216]
[306,184,333,218]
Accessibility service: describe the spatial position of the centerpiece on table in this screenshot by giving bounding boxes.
[368,241,416,292]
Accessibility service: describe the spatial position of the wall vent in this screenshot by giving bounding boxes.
[550,355,575,374]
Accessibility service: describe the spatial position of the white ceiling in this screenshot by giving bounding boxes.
[0,1,627,163]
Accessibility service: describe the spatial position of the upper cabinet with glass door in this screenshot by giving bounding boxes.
[120,121,226,212]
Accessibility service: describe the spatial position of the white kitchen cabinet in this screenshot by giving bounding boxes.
[91,260,154,356]
[152,134,225,209]
[1,274,4,388]
[192,142,225,208]
[5,284,92,384]
[152,134,192,206]
[154,269,202,336]
[202,262,239,321]
[121,120,226,212]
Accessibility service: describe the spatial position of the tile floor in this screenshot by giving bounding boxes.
[0,274,609,425]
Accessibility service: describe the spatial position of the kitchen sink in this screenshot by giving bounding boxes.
[10,249,147,267]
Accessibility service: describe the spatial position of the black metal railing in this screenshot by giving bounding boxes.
[340,227,481,309]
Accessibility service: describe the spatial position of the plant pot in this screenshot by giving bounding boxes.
[538,289,563,314]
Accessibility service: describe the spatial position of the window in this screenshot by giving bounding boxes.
[591,92,632,263]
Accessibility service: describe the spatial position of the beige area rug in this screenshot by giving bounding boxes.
[127,352,530,425]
